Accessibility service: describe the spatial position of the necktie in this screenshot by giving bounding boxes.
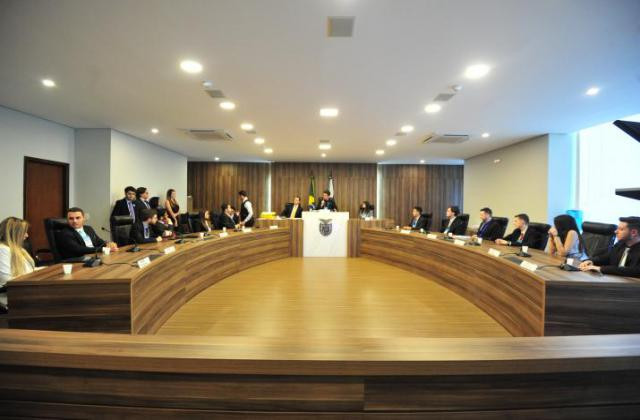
[144,201,150,208]
[78,229,93,247]
[127,201,135,221]
[619,247,630,267]
[518,232,524,242]
[290,205,297,219]
[478,222,487,235]
[144,225,149,238]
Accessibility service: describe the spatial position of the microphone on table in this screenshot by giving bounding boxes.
[516,246,531,258]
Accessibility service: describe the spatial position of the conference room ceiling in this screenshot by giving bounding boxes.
[1,0,639,163]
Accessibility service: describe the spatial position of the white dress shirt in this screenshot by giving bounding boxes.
[0,243,35,307]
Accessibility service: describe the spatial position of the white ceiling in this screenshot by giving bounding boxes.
[1,0,639,163]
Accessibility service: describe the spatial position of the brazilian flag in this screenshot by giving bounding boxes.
[308,174,316,207]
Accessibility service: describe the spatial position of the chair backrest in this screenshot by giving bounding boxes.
[421,213,433,231]
[176,213,192,234]
[43,218,69,263]
[582,221,617,258]
[459,214,470,233]
[528,222,551,250]
[112,215,134,246]
[493,217,509,238]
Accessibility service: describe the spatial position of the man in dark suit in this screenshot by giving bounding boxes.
[580,216,640,277]
[495,214,539,248]
[474,207,503,241]
[238,190,255,227]
[57,207,118,260]
[111,186,137,222]
[442,206,466,235]
[281,196,303,219]
[130,208,164,244]
[318,190,338,212]
[220,204,238,229]
[404,206,428,231]
[134,187,152,221]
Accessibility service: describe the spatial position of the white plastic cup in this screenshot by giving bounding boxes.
[477,237,483,244]
[222,227,227,232]
[522,246,529,253]
[102,247,111,256]
[199,232,205,239]
[62,264,73,275]
[395,225,400,231]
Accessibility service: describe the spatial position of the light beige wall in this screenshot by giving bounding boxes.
[463,135,549,229]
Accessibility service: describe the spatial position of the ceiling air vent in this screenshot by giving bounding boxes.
[205,89,226,99]
[433,93,456,102]
[327,16,355,37]
[422,133,469,144]
[185,129,233,142]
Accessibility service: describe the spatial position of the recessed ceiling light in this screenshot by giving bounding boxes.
[420,159,425,164]
[254,137,265,145]
[464,63,491,79]
[386,139,397,146]
[400,125,414,133]
[585,86,600,96]
[41,79,56,87]
[202,80,214,88]
[320,108,339,117]
[240,123,254,131]
[318,141,332,150]
[220,101,236,110]
[493,159,501,164]
[424,103,442,113]
[180,59,203,74]
[264,148,273,154]
[321,153,327,158]
[375,149,385,155]
[481,132,490,138]
[214,156,220,161]
[150,128,159,134]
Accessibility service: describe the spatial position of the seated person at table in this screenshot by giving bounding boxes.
[0,217,36,310]
[495,213,539,247]
[194,209,214,232]
[473,207,503,241]
[281,196,303,219]
[318,190,338,211]
[546,214,588,260]
[403,206,427,231]
[130,208,164,244]
[579,216,640,277]
[220,204,238,229]
[156,208,174,232]
[110,186,137,222]
[441,206,465,235]
[359,201,374,219]
[57,207,118,259]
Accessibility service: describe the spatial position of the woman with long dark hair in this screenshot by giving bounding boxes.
[197,209,213,233]
[164,189,180,226]
[546,214,587,260]
[359,201,374,219]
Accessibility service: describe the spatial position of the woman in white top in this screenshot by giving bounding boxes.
[546,214,588,261]
[0,217,35,309]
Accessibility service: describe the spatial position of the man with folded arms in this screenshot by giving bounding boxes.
[580,216,640,277]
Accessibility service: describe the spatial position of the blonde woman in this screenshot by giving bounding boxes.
[0,217,35,309]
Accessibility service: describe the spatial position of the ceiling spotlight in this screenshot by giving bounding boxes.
[180,59,203,74]
[240,123,254,131]
[264,148,273,154]
[400,125,414,133]
[220,101,236,110]
[320,108,339,117]
[451,84,463,92]
[321,153,327,158]
[464,63,491,79]
[585,86,600,96]
[424,103,442,113]
[420,159,425,164]
[214,156,220,161]
[481,132,490,138]
[375,149,385,155]
[386,139,397,146]
[202,80,214,89]
[493,159,501,164]
[318,141,332,150]
[41,79,56,87]
[254,137,265,145]
[150,128,159,134]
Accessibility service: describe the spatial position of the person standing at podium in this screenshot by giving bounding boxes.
[238,191,255,227]
[282,196,303,219]
[318,190,338,212]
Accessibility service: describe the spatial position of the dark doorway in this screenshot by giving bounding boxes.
[23,157,69,254]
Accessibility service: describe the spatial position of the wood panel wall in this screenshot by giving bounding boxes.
[188,162,270,215]
[378,164,464,227]
[270,163,377,217]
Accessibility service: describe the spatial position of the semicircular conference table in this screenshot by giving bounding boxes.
[2,222,640,418]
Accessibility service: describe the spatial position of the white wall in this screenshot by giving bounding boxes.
[547,133,578,219]
[0,106,75,221]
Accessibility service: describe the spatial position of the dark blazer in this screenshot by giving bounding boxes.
[409,215,428,231]
[56,225,107,260]
[442,217,466,235]
[130,222,162,244]
[318,198,338,211]
[281,204,303,219]
[220,213,237,229]
[111,198,136,220]
[502,227,540,248]
[591,241,640,277]
[477,219,503,241]
[134,199,151,220]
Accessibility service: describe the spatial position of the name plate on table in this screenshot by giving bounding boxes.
[488,248,501,257]
[566,258,575,266]
[520,260,538,272]
[453,239,466,247]
[163,246,176,255]
[243,228,253,233]
[400,229,412,234]
[269,225,279,230]
[427,233,438,240]
[136,257,151,269]
[219,231,229,238]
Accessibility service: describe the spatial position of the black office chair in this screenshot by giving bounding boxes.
[458,214,470,234]
[43,218,70,264]
[493,217,509,238]
[582,221,617,258]
[188,212,202,232]
[421,213,433,231]
[111,215,134,247]
[528,222,552,250]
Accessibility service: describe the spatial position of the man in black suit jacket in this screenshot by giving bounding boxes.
[57,207,118,260]
[130,208,164,244]
[219,204,238,229]
[318,190,338,212]
[134,187,152,221]
[495,214,539,247]
[281,196,303,219]
[580,216,640,277]
[474,207,503,241]
[111,186,137,222]
[442,206,466,235]
[404,206,428,231]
